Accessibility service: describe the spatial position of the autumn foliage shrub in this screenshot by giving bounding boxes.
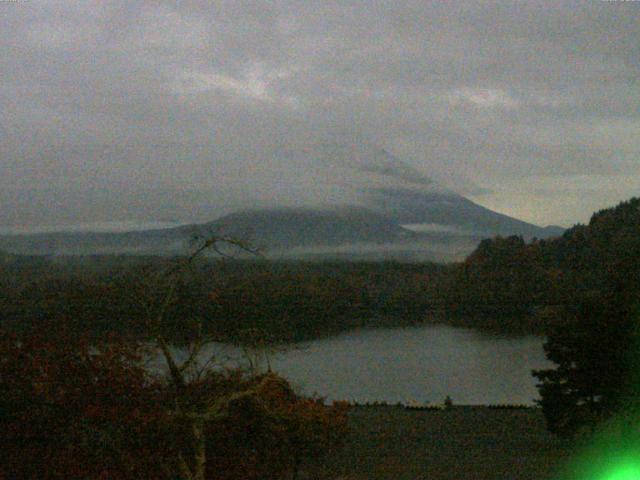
[205,373,348,479]
[0,327,172,479]
[0,327,347,479]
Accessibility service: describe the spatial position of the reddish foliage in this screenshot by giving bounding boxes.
[205,373,348,480]
[0,328,172,479]
[0,328,347,479]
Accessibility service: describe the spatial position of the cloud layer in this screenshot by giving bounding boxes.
[1,0,639,228]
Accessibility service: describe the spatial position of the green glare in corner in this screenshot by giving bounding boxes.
[560,437,640,480]
[603,461,640,480]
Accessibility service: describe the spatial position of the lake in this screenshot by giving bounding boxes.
[168,325,550,405]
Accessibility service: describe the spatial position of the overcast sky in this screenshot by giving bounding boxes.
[1,0,639,229]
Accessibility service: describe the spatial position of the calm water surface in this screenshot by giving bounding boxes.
[171,325,550,405]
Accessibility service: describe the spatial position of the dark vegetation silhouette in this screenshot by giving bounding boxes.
[533,299,640,438]
[530,198,640,437]
[0,236,348,479]
[0,258,448,342]
[440,196,640,436]
[0,329,348,479]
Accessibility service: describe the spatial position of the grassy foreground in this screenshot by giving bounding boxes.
[300,406,575,480]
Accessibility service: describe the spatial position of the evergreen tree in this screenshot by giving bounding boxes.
[533,293,640,437]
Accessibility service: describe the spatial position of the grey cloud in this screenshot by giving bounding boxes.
[1,0,639,228]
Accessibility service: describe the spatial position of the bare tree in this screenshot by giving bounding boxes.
[136,233,263,480]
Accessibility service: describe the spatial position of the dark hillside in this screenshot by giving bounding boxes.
[443,198,640,332]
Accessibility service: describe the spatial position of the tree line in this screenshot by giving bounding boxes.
[0,258,449,343]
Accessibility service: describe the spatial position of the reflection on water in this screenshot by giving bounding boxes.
[165,325,550,405]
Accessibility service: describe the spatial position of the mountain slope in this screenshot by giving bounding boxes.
[0,143,564,259]
[208,206,415,249]
[366,187,563,238]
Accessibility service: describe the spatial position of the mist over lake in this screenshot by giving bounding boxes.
[170,325,549,405]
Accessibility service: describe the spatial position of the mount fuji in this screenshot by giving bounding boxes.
[0,144,563,261]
